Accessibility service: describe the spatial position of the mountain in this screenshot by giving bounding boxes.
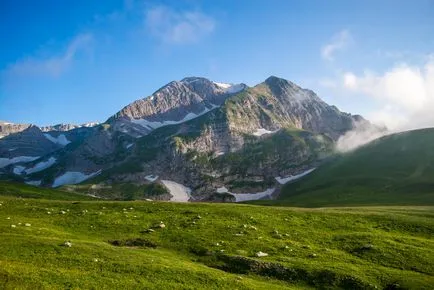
[0,76,373,201]
[0,121,99,138]
[0,121,31,139]
[40,122,99,132]
[108,77,247,138]
[269,128,434,207]
[0,121,99,170]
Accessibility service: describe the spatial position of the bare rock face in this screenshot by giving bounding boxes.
[108,77,247,137]
[40,122,99,132]
[0,121,31,139]
[221,76,359,142]
[0,126,60,158]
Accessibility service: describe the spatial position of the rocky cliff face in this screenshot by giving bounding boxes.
[0,121,31,139]
[0,76,376,202]
[223,76,358,140]
[108,77,246,138]
[40,122,98,132]
[0,126,60,158]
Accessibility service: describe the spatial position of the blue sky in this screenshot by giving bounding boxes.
[1,0,433,129]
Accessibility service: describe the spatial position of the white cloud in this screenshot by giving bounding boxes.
[5,33,93,77]
[145,6,215,44]
[340,59,434,130]
[320,31,434,151]
[336,120,387,152]
[321,30,352,61]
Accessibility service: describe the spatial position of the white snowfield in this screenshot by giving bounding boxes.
[253,128,278,137]
[214,82,232,89]
[25,180,41,186]
[13,166,26,175]
[216,186,229,193]
[145,175,159,182]
[25,157,57,175]
[231,188,275,202]
[0,156,40,168]
[161,180,191,202]
[131,105,218,131]
[82,122,99,128]
[216,186,275,202]
[213,82,245,94]
[275,168,316,185]
[52,170,101,188]
[44,133,71,146]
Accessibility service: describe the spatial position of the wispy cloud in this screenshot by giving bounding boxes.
[323,55,434,132]
[321,30,352,61]
[341,58,434,130]
[145,6,215,44]
[319,30,434,151]
[5,33,93,77]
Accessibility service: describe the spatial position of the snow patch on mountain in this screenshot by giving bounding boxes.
[275,168,316,185]
[52,170,101,187]
[25,180,41,186]
[131,105,217,130]
[253,128,278,137]
[13,166,26,175]
[226,84,246,94]
[145,175,159,182]
[0,156,40,168]
[214,82,245,94]
[25,157,57,175]
[82,122,99,128]
[161,180,191,202]
[216,186,275,202]
[216,186,229,193]
[214,82,232,89]
[44,134,71,146]
[230,188,275,202]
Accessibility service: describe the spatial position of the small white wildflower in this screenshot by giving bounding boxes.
[256,251,268,257]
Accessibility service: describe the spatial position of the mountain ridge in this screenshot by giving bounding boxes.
[0,75,376,202]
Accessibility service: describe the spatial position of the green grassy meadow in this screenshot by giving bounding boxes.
[1,183,433,289]
[274,128,434,207]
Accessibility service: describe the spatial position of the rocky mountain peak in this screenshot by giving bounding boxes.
[263,76,303,98]
[40,122,99,132]
[0,121,32,139]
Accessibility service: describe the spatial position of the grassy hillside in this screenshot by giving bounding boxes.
[272,128,434,207]
[62,182,170,200]
[0,182,95,201]
[1,187,434,288]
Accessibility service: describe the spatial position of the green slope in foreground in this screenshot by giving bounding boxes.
[1,186,434,289]
[272,128,434,207]
[0,182,95,201]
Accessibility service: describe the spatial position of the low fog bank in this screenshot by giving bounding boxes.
[335,57,434,152]
[336,112,434,153]
[336,121,389,153]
